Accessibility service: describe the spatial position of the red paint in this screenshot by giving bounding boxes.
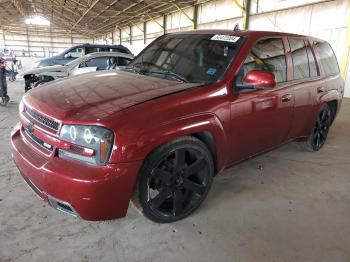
[11,30,344,220]
[243,70,276,88]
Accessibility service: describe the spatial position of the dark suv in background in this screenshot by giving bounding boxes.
[35,43,132,68]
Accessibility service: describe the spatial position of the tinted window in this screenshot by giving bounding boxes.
[117,57,131,66]
[305,41,318,78]
[288,38,309,80]
[316,41,339,77]
[111,48,128,54]
[243,38,287,83]
[127,34,244,83]
[86,47,100,54]
[80,57,109,70]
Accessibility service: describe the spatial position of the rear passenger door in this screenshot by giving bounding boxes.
[285,38,322,139]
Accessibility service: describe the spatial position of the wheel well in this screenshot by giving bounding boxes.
[191,131,217,174]
[327,100,337,123]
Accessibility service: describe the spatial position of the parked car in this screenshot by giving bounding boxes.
[11,30,344,223]
[34,43,132,68]
[22,52,134,92]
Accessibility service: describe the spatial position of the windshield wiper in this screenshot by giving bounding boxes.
[146,69,189,83]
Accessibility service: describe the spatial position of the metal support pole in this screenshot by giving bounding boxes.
[129,26,132,45]
[119,28,122,45]
[243,0,251,30]
[193,4,199,29]
[26,27,30,56]
[163,15,167,35]
[111,32,114,44]
[143,22,147,44]
[2,30,7,52]
[341,15,350,78]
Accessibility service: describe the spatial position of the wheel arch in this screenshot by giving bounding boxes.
[119,113,229,175]
[191,131,218,175]
[326,100,338,123]
[318,90,341,124]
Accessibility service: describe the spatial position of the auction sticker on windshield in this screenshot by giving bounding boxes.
[211,35,240,43]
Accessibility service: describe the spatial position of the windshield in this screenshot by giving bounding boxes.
[125,33,245,84]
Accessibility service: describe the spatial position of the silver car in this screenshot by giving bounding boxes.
[21,52,134,92]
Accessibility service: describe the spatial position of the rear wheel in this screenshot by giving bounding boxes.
[139,136,214,223]
[304,103,332,151]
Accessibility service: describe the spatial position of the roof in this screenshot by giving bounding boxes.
[0,0,201,38]
[168,29,325,42]
[84,51,134,59]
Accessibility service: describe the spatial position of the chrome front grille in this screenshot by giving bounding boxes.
[26,107,59,131]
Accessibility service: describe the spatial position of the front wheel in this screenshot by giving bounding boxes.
[139,137,214,223]
[305,103,332,151]
[33,79,51,87]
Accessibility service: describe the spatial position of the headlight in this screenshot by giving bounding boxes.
[59,125,114,165]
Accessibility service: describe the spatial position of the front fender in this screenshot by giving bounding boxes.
[116,113,229,174]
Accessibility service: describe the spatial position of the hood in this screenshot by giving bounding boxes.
[20,64,67,77]
[24,71,201,122]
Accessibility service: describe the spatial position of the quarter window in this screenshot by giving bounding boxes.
[79,57,109,70]
[315,41,340,77]
[117,57,131,66]
[243,38,287,83]
[305,41,318,78]
[288,38,309,80]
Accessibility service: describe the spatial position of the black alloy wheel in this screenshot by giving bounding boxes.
[33,79,51,88]
[307,103,332,151]
[139,137,214,223]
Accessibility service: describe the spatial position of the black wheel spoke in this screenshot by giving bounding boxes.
[185,157,206,177]
[153,168,172,184]
[316,132,322,147]
[150,189,171,208]
[183,179,206,195]
[173,189,184,216]
[174,148,186,169]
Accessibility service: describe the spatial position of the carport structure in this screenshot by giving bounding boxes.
[0,0,202,37]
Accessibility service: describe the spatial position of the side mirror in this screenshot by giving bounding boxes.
[64,53,72,58]
[237,70,276,91]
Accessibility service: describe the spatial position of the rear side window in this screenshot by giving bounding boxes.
[117,57,131,66]
[305,41,318,78]
[243,38,287,83]
[112,48,127,54]
[288,38,309,80]
[80,57,109,70]
[315,41,339,77]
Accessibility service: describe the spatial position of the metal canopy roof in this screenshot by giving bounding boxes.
[0,0,199,37]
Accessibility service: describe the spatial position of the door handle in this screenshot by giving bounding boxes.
[317,87,325,93]
[281,94,292,102]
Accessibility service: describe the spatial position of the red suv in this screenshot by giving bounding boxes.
[12,30,344,223]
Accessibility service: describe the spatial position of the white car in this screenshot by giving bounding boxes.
[22,52,134,92]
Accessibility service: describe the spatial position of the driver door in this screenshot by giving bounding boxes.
[229,37,294,164]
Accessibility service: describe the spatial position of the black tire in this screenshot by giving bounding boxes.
[138,136,214,223]
[304,103,332,151]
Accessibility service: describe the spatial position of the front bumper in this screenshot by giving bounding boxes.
[11,124,143,221]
